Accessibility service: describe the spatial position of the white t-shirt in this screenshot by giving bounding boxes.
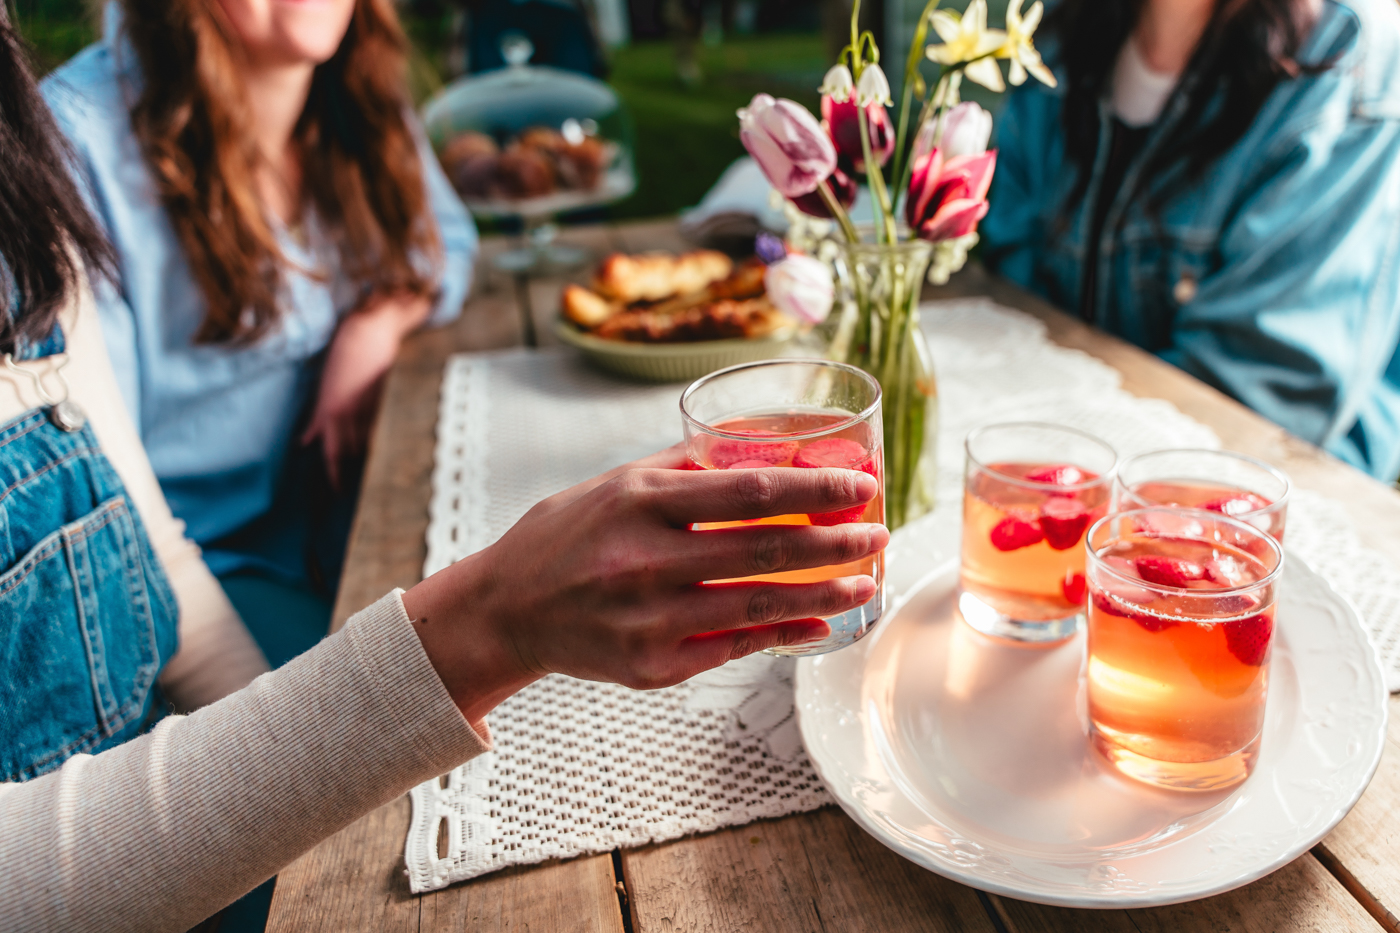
[1112,35,1182,128]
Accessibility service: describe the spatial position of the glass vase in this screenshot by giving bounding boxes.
[829,239,939,531]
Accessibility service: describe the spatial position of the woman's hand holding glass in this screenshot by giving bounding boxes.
[404,447,888,726]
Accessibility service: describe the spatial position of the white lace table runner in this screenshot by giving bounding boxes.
[406,297,1400,893]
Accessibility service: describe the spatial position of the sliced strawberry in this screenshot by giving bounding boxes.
[990,516,1044,551]
[793,438,877,523]
[1024,463,1091,486]
[1090,587,1176,631]
[1134,556,1206,588]
[1039,497,1091,550]
[793,438,876,475]
[1224,612,1273,666]
[808,504,870,526]
[1062,572,1086,605]
[726,459,775,470]
[1201,492,1271,517]
[708,439,798,469]
[679,458,705,470]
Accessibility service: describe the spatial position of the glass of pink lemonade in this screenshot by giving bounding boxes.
[1086,507,1284,790]
[959,423,1117,644]
[680,359,885,656]
[1115,449,1289,542]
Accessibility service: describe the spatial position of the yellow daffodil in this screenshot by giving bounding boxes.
[1000,0,1057,87]
[925,0,1007,93]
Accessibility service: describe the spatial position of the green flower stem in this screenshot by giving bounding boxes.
[817,180,860,243]
[892,0,942,190]
[857,107,898,245]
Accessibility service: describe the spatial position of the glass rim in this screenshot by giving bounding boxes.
[1115,448,1291,516]
[1084,505,1286,597]
[964,421,1119,491]
[679,358,882,441]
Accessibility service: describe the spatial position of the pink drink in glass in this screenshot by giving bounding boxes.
[959,424,1117,644]
[1115,449,1290,541]
[1086,508,1284,790]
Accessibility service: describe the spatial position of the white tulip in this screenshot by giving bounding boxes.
[764,255,835,324]
[941,102,994,158]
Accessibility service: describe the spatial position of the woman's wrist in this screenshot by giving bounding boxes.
[352,290,433,342]
[402,549,540,728]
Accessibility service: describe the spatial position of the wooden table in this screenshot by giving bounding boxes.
[266,219,1400,933]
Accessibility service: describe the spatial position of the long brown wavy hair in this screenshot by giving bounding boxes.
[123,0,441,345]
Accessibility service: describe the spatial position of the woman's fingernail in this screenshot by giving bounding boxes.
[853,575,877,602]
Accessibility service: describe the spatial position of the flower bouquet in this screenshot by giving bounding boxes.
[739,0,1056,529]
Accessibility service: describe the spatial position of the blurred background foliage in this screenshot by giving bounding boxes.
[12,0,1007,221]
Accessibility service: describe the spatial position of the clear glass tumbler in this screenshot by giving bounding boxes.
[959,422,1117,644]
[1086,507,1284,790]
[1114,448,1290,542]
[681,359,885,656]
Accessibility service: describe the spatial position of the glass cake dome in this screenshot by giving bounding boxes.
[422,34,637,221]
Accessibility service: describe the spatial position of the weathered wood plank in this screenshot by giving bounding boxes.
[991,853,1384,933]
[419,855,625,933]
[265,795,420,933]
[622,807,998,933]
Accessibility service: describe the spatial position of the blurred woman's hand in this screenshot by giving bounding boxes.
[302,291,432,489]
[404,447,888,725]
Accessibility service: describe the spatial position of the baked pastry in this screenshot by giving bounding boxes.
[593,298,787,343]
[563,251,791,344]
[593,251,733,303]
[561,284,618,329]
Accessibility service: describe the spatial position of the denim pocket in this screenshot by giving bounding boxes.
[0,495,163,782]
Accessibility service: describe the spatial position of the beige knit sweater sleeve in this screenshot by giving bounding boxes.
[0,590,491,933]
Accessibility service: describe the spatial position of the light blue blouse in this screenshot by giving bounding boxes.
[41,15,477,576]
[982,0,1400,480]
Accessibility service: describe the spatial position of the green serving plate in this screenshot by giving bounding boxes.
[554,318,798,383]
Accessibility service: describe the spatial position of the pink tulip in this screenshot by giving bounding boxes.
[790,164,857,219]
[822,96,895,173]
[905,147,997,242]
[738,94,838,198]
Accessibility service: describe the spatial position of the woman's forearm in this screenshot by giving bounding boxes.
[0,591,487,933]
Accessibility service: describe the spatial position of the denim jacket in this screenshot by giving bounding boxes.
[0,326,178,782]
[981,0,1400,479]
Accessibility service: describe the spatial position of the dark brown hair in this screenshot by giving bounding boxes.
[0,8,115,356]
[123,0,441,345]
[1049,0,1324,210]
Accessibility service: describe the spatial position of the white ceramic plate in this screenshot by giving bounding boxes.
[795,511,1388,908]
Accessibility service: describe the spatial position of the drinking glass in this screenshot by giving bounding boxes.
[681,359,885,656]
[959,423,1117,644]
[1086,507,1284,790]
[1115,449,1290,541]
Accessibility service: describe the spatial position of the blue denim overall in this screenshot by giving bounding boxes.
[0,326,178,783]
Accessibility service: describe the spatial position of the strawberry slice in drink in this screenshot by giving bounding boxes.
[1039,497,1091,550]
[1023,463,1089,486]
[707,437,799,469]
[1062,572,1086,605]
[990,516,1044,551]
[1224,612,1272,666]
[1133,555,1207,588]
[793,438,877,525]
[725,459,775,470]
